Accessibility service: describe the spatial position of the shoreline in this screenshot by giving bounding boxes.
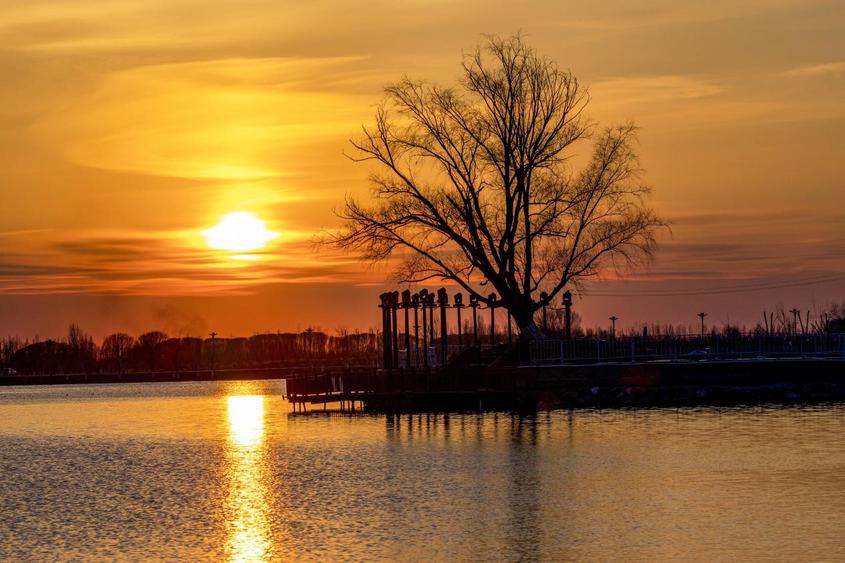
[3,358,843,413]
[0,367,300,387]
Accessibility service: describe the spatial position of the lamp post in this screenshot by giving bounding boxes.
[412,293,420,366]
[563,291,573,340]
[391,291,400,370]
[488,293,497,346]
[454,293,464,347]
[402,290,411,368]
[379,293,392,369]
[419,289,428,368]
[609,316,618,338]
[470,295,479,348]
[427,293,436,353]
[437,288,448,366]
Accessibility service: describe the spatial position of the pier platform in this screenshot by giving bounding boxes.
[283,357,845,412]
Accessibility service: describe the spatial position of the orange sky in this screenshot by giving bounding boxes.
[1,0,844,338]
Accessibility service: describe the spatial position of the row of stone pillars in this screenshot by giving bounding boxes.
[378,289,573,370]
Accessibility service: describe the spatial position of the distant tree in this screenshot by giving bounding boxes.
[177,337,203,371]
[721,325,742,339]
[827,316,845,334]
[10,340,71,375]
[66,323,96,373]
[0,336,25,367]
[135,331,168,372]
[101,333,135,374]
[331,34,664,338]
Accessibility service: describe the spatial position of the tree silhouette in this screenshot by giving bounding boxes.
[136,331,168,372]
[101,333,134,374]
[332,34,664,338]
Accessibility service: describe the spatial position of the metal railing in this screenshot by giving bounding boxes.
[528,333,845,365]
[395,344,468,368]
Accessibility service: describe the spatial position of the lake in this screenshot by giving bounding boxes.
[0,380,843,561]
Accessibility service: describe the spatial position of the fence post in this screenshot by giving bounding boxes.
[630,339,635,362]
[380,293,392,370]
[420,289,429,368]
[563,291,573,340]
[428,294,436,358]
[412,293,420,367]
[559,340,564,363]
[391,291,400,370]
[402,290,411,368]
[470,295,479,348]
[489,293,497,346]
[454,293,464,348]
[438,288,448,366]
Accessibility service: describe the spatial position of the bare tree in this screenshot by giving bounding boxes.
[0,335,24,367]
[331,34,664,337]
[137,331,168,372]
[66,323,96,373]
[101,333,134,374]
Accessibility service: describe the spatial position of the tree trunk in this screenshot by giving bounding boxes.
[512,307,546,340]
[519,321,547,340]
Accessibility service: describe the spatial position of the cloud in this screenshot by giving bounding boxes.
[0,228,365,296]
[30,57,375,180]
[591,75,724,106]
[783,62,845,78]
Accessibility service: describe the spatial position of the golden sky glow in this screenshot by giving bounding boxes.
[0,0,843,336]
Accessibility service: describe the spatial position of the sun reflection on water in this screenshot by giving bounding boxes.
[226,395,271,562]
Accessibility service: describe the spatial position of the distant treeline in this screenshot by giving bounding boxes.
[0,326,380,375]
[1,303,842,375]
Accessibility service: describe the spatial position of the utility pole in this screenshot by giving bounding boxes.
[789,308,800,335]
[209,331,217,377]
[609,316,618,338]
[697,312,707,338]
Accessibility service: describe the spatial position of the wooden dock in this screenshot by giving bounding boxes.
[283,356,845,412]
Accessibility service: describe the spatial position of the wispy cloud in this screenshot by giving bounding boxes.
[783,61,845,78]
[0,228,364,296]
[591,75,724,105]
[29,58,375,181]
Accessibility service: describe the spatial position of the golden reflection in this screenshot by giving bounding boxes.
[226,395,272,562]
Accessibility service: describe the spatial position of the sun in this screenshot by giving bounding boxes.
[203,211,277,252]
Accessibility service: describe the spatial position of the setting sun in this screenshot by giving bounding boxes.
[203,211,277,252]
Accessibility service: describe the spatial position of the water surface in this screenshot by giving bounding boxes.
[0,381,843,561]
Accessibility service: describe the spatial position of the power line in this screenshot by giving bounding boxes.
[581,273,845,297]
